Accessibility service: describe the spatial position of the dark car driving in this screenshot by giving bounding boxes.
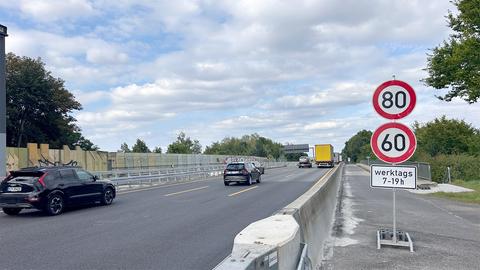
[223,162,261,186]
[0,166,116,216]
[251,161,265,174]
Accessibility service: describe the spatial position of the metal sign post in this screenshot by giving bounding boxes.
[371,78,417,252]
[0,25,7,178]
[393,187,396,243]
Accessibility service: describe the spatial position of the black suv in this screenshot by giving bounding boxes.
[223,162,261,186]
[0,167,116,216]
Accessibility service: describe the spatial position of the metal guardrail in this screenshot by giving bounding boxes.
[359,160,432,180]
[94,162,287,188]
[296,243,311,270]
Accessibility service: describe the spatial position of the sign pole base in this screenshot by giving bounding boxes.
[377,228,414,252]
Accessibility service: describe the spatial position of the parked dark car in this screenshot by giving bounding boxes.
[0,166,116,216]
[223,162,261,186]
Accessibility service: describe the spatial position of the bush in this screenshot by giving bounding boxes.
[423,154,480,182]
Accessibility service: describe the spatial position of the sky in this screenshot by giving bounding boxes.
[1,0,480,154]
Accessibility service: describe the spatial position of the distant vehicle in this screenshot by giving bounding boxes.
[0,167,116,216]
[298,156,312,168]
[333,152,342,164]
[224,162,261,186]
[251,161,265,174]
[314,144,334,168]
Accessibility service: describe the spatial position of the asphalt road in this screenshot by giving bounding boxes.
[324,165,480,270]
[0,165,331,270]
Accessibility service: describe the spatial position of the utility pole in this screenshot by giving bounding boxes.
[0,24,7,177]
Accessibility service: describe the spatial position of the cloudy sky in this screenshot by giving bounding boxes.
[2,0,479,153]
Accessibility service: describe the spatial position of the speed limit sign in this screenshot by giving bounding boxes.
[373,80,416,120]
[371,122,417,164]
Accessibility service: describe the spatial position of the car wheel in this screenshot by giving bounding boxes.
[224,181,229,186]
[256,174,261,183]
[101,188,115,205]
[246,175,252,186]
[45,194,64,216]
[2,208,21,216]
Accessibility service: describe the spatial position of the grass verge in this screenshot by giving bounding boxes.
[430,180,480,204]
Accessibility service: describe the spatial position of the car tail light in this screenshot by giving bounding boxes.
[242,169,248,175]
[223,169,227,175]
[38,173,48,188]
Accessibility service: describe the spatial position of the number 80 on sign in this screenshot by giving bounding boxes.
[373,80,416,120]
[370,122,417,164]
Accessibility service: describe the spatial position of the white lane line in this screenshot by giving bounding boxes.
[164,186,209,197]
[117,179,216,195]
[228,186,259,197]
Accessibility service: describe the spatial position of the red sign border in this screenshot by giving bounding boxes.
[373,80,416,120]
[371,122,417,164]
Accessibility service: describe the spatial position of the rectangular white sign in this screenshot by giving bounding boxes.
[370,165,417,189]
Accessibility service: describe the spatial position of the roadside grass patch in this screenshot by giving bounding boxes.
[430,180,480,204]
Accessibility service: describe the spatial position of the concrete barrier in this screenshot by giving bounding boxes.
[215,164,344,270]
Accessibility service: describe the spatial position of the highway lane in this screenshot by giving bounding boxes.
[0,166,331,270]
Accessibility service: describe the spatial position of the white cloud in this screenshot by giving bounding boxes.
[304,121,339,131]
[4,0,473,152]
[267,82,373,110]
[19,0,97,22]
[86,48,129,65]
[72,90,110,105]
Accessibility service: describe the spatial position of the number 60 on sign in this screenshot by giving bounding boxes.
[370,122,417,164]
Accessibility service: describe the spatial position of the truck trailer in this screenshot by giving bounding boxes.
[314,144,334,168]
[333,152,342,164]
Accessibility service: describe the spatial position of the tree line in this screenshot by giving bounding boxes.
[342,117,480,181]
[119,133,284,160]
[119,132,201,154]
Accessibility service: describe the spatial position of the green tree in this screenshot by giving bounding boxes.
[204,134,283,159]
[75,136,99,151]
[153,146,162,153]
[132,139,151,153]
[192,140,202,154]
[424,0,480,103]
[341,130,373,163]
[413,116,479,156]
[120,142,131,153]
[6,53,91,148]
[167,132,199,154]
[285,153,307,162]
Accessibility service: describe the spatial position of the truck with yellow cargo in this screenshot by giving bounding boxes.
[314,144,334,168]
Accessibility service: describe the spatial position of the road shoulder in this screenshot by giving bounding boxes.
[323,165,480,270]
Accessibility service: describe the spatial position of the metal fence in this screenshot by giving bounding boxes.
[107,152,274,170]
[96,162,288,188]
[359,160,432,180]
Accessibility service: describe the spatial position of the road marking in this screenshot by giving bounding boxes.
[228,186,259,197]
[117,179,215,195]
[164,186,209,197]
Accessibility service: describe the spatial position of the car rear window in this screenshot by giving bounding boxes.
[226,163,245,170]
[6,172,44,184]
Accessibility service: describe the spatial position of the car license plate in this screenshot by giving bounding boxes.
[227,171,238,174]
[7,186,22,192]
